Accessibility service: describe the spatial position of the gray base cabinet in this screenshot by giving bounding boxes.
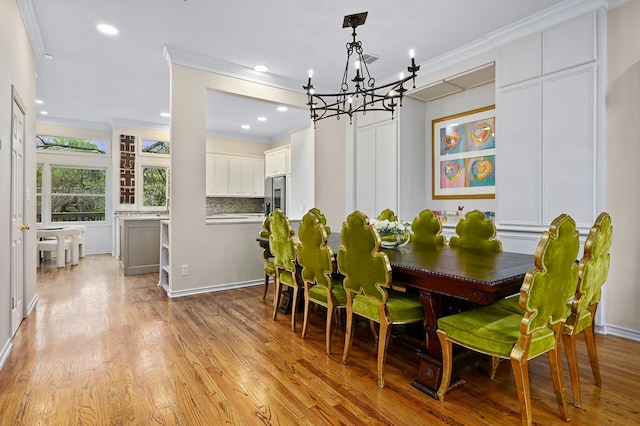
[120,219,161,275]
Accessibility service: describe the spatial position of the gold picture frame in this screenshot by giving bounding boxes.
[432,105,496,200]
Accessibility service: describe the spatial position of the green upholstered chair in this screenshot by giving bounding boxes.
[260,215,276,300]
[269,209,302,332]
[449,209,502,252]
[563,212,612,407]
[308,207,331,235]
[411,209,446,247]
[377,209,398,222]
[297,212,346,354]
[338,211,424,388]
[437,214,579,425]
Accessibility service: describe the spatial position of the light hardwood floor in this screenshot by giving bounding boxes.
[1,254,638,425]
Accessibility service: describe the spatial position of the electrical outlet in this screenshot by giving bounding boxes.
[181,264,189,275]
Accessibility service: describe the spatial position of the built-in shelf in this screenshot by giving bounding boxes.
[159,220,170,289]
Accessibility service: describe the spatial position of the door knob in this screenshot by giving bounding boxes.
[20,224,30,231]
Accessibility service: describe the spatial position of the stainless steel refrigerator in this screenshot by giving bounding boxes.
[264,176,286,215]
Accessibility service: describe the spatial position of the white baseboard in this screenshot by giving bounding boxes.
[162,280,262,298]
[598,324,640,342]
[26,294,39,316]
[0,338,14,372]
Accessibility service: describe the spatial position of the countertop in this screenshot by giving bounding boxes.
[205,213,265,224]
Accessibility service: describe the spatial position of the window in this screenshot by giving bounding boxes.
[36,165,42,223]
[142,166,168,207]
[37,135,108,154]
[50,166,106,222]
[37,133,110,224]
[141,139,170,155]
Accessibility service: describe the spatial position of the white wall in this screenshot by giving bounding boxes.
[289,125,314,220]
[206,135,272,156]
[0,0,37,365]
[314,118,348,232]
[168,63,307,293]
[606,0,640,336]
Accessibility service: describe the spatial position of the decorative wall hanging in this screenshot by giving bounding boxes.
[432,105,496,199]
[120,134,136,203]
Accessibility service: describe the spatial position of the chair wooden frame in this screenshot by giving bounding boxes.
[298,212,345,354]
[563,212,612,408]
[338,211,424,388]
[270,210,302,332]
[437,214,579,425]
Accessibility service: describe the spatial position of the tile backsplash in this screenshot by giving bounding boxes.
[206,197,264,215]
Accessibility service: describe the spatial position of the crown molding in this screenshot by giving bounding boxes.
[163,46,321,94]
[607,0,632,8]
[416,0,608,79]
[16,0,45,55]
[165,1,609,98]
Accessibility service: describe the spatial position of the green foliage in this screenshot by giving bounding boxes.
[50,166,106,221]
[143,167,167,207]
[37,136,107,153]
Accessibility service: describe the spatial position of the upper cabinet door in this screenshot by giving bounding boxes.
[228,157,252,196]
[212,155,229,196]
[252,159,265,196]
[265,147,289,177]
[543,12,597,75]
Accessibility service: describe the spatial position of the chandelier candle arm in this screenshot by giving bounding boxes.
[304,11,419,125]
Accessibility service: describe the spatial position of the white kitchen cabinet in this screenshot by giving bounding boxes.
[252,158,265,196]
[213,155,229,196]
[228,157,252,196]
[207,153,265,198]
[264,146,289,177]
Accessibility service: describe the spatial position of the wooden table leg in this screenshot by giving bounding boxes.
[411,290,465,398]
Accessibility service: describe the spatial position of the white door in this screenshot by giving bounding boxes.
[10,88,26,336]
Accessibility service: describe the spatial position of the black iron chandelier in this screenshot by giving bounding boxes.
[304,11,420,125]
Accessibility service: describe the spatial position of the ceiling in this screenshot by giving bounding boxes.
[26,0,569,142]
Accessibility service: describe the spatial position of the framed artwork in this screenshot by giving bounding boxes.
[432,105,495,199]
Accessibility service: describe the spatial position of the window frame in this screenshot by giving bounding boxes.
[37,133,112,226]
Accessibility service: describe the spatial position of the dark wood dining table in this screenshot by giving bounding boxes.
[258,233,534,398]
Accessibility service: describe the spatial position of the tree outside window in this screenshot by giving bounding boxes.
[142,167,168,207]
[51,166,106,222]
[37,135,107,154]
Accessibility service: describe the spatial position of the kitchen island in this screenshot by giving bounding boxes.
[117,215,169,275]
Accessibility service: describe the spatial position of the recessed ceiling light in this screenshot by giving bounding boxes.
[40,111,48,115]
[97,24,119,35]
[277,106,287,112]
[257,116,267,122]
[160,112,170,117]
[35,99,43,104]
[254,65,269,72]
[241,124,250,129]
[43,53,54,61]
